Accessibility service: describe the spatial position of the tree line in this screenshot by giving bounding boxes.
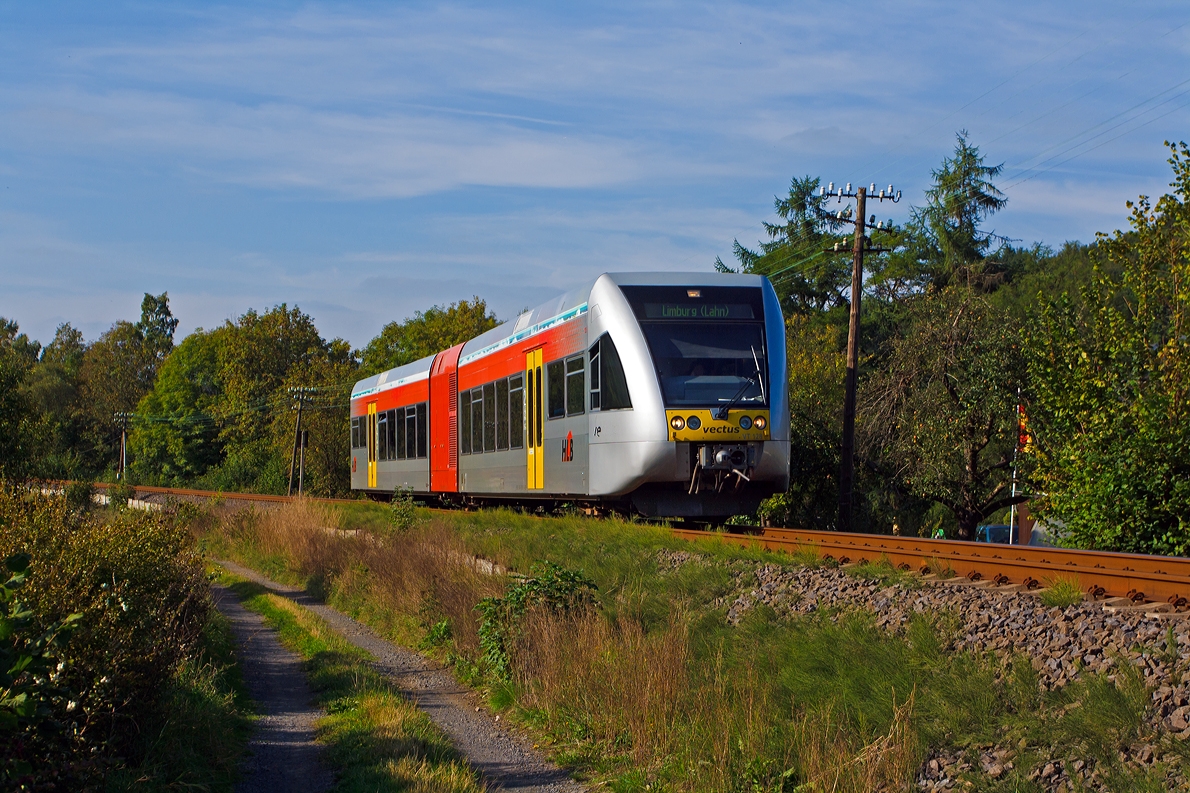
[734,134,1190,555]
[1,135,1187,554]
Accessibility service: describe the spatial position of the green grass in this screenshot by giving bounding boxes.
[1039,575,1085,608]
[105,609,252,793]
[205,501,1185,791]
[216,570,484,793]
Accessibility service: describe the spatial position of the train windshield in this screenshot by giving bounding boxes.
[621,285,767,409]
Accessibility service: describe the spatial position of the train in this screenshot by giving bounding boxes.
[349,272,789,518]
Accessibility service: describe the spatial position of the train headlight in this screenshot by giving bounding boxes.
[738,416,752,430]
[687,416,702,430]
[754,416,767,430]
[670,416,685,431]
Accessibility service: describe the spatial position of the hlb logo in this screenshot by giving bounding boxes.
[561,431,574,462]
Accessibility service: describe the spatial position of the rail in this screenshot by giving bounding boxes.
[672,526,1190,608]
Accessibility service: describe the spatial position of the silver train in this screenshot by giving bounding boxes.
[349,272,789,517]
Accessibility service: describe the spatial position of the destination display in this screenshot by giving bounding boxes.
[642,303,755,320]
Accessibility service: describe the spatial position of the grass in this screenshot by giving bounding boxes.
[1039,575,1085,608]
[216,569,484,793]
[105,609,253,792]
[199,499,1186,792]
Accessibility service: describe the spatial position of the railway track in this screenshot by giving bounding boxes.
[673,526,1190,610]
[82,482,1190,609]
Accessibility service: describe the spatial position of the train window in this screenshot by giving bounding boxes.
[590,334,632,410]
[377,412,388,460]
[386,410,397,460]
[470,388,483,453]
[565,356,585,416]
[508,374,524,450]
[416,403,428,458]
[481,383,496,452]
[547,360,565,419]
[396,409,404,458]
[350,417,359,448]
[459,390,472,455]
[404,408,415,459]
[496,378,510,451]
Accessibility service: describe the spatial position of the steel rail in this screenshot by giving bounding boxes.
[671,527,1190,607]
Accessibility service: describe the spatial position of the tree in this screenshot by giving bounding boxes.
[360,297,498,375]
[136,292,178,365]
[858,288,1026,539]
[1024,142,1190,555]
[909,131,1009,291]
[0,343,32,480]
[717,176,853,316]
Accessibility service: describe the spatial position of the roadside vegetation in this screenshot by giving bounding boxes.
[201,497,1185,792]
[0,487,249,791]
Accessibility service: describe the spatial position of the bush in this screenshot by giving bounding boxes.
[107,481,136,508]
[389,486,420,532]
[63,481,95,513]
[1,552,83,784]
[0,489,211,783]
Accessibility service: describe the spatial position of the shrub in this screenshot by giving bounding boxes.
[107,481,136,508]
[63,481,95,513]
[389,486,420,532]
[1,552,83,784]
[476,562,596,681]
[0,490,211,780]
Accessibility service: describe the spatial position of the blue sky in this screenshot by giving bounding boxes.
[2,1,1188,348]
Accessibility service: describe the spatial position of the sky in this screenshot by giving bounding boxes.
[2,1,1188,349]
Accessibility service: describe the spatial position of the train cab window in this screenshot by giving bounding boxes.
[589,334,632,410]
[459,390,472,454]
[508,374,524,449]
[416,403,428,458]
[565,356,585,416]
[547,360,565,419]
[496,379,510,450]
[482,383,497,452]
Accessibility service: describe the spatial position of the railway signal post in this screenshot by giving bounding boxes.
[820,182,900,532]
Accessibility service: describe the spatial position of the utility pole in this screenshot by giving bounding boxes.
[113,411,132,480]
[287,387,308,497]
[820,181,901,532]
[298,430,308,496]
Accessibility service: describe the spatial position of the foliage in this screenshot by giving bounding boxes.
[63,481,94,513]
[1039,576,1084,608]
[1,552,82,783]
[910,130,1009,290]
[475,561,596,681]
[0,340,34,481]
[389,486,420,531]
[859,287,1027,539]
[360,297,499,376]
[1024,142,1190,554]
[0,490,211,779]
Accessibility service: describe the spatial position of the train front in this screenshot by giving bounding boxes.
[590,273,790,518]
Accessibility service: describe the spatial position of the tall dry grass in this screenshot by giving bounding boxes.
[212,501,501,653]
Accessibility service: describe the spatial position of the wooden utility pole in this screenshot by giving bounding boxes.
[820,181,900,532]
[838,187,867,534]
[287,387,307,497]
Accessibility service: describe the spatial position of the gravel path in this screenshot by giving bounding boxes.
[211,585,333,793]
[217,559,583,793]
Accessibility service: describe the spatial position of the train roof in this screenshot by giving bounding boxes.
[351,271,768,398]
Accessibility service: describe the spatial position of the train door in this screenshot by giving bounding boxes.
[366,402,378,488]
[525,349,544,489]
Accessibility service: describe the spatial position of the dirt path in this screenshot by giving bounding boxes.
[211,585,334,793]
[216,559,583,793]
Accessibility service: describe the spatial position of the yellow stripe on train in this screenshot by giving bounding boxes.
[665,409,771,443]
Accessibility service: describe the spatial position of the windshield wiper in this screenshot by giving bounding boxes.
[715,377,756,420]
